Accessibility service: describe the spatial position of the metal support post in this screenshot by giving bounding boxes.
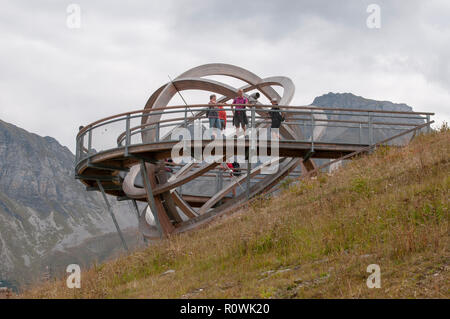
[359,123,362,144]
[251,106,256,129]
[215,172,220,194]
[246,160,251,199]
[217,170,224,205]
[131,199,148,244]
[250,106,257,162]
[97,180,128,252]
[310,110,315,152]
[156,122,160,142]
[75,136,80,164]
[218,169,223,191]
[87,129,92,164]
[244,106,257,200]
[125,114,130,156]
[131,199,140,220]
[75,135,82,176]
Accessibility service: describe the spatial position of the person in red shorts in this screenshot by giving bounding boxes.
[218,104,227,132]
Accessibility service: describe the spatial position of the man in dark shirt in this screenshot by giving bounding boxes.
[207,94,221,130]
[269,99,283,139]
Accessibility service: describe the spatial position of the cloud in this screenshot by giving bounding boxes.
[0,0,449,153]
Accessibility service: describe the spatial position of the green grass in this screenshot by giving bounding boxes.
[22,127,449,298]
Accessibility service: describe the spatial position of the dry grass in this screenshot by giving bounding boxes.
[22,128,449,298]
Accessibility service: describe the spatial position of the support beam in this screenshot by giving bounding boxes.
[131,199,140,220]
[155,165,184,224]
[140,161,163,238]
[246,160,251,199]
[302,150,315,162]
[86,185,122,192]
[140,161,176,237]
[87,163,129,172]
[197,157,283,215]
[131,199,148,244]
[97,180,128,252]
[171,190,198,218]
[76,175,119,182]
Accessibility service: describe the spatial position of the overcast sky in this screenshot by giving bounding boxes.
[1,0,449,152]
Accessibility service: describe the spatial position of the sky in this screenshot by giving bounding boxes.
[0,0,449,153]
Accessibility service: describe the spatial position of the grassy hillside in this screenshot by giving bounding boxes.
[22,128,449,298]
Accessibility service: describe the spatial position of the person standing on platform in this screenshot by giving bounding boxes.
[232,89,248,136]
[207,94,221,138]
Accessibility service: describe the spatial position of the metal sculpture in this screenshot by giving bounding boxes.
[124,63,313,238]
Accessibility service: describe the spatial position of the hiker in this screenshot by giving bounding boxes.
[207,94,221,130]
[218,104,227,132]
[223,162,240,197]
[77,125,90,154]
[232,89,248,135]
[226,161,242,177]
[164,158,174,173]
[269,99,284,139]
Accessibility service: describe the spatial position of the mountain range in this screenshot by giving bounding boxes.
[0,119,141,291]
[310,92,425,144]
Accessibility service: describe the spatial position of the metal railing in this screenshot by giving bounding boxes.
[75,104,434,170]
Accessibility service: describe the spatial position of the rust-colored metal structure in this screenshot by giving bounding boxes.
[75,63,434,245]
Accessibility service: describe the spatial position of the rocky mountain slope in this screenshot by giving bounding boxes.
[0,119,139,290]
